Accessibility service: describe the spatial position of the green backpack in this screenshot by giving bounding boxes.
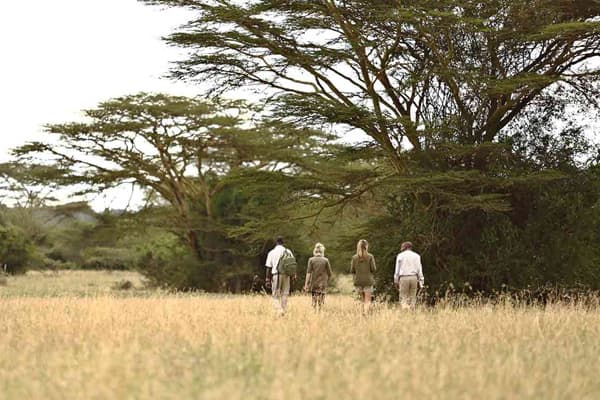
[277,249,297,276]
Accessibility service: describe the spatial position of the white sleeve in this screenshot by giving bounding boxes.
[265,251,273,268]
[417,255,424,286]
[394,254,401,284]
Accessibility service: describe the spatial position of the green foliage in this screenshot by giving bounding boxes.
[0,202,143,273]
[5,2,599,295]
[133,0,600,296]
[12,94,350,291]
[144,0,600,169]
[80,247,135,271]
[134,232,210,290]
[0,224,36,274]
[363,158,600,299]
[0,162,65,207]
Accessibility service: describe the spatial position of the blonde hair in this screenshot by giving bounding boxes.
[356,239,369,259]
[313,242,325,256]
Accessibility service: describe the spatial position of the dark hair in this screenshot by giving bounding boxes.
[276,236,284,245]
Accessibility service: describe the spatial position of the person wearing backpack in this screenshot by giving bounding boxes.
[350,239,377,315]
[265,237,296,315]
[304,243,333,310]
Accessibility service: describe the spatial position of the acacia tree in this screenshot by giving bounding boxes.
[0,162,65,208]
[142,0,599,172]
[140,0,600,292]
[0,163,77,270]
[12,93,356,289]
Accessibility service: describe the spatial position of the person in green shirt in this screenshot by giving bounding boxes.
[304,243,333,310]
[350,239,377,315]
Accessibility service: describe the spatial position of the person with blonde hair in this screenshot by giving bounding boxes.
[394,241,424,310]
[350,239,377,315]
[304,242,333,310]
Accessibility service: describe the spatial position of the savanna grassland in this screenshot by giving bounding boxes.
[1,271,599,400]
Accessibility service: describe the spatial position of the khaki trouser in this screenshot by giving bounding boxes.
[272,274,291,314]
[399,275,418,309]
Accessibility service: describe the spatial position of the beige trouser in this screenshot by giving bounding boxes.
[272,274,291,314]
[399,275,418,309]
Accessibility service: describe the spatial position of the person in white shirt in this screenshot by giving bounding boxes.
[394,241,424,310]
[265,237,293,315]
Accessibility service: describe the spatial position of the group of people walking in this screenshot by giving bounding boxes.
[265,237,424,315]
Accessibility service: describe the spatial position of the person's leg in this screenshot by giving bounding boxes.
[311,292,318,309]
[364,290,372,315]
[399,277,410,310]
[280,275,291,313]
[313,292,324,310]
[358,289,365,313]
[408,276,418,309]
[272,274,283,314]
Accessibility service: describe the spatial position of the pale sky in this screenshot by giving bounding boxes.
[0,0,196,161]
[0,0,200,209]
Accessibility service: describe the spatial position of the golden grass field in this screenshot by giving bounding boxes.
[1,270,599,400]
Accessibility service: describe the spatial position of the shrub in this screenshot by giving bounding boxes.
[0,225,36,274]
[80,247,135,270]
[112,280,134,290]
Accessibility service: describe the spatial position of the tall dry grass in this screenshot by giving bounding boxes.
[0,270,146,298]
[1,272,599,399]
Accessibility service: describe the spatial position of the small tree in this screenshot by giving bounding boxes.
[0,224,35,274]
[0,162,64,208]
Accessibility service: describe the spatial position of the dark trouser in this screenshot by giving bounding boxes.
[311,292,325,309]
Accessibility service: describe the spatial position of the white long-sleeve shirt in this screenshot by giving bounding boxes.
[394,249,424,286]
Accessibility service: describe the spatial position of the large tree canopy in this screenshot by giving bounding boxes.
[8,2,600,292]
[13,93,342,251]
[143,0,600,173]
[12,93,367,289]
[136,0,600,293]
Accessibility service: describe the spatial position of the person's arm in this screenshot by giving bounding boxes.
[304,273,312,291]
[394,254,401,287]
[265,267,272,289]
[370,255,377,273]
[290,249,297,280]
[417,255,424,288]
[350,257,356,274]
[326,259,332,278]
[265,252,273,289]
[304,259,313,291]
